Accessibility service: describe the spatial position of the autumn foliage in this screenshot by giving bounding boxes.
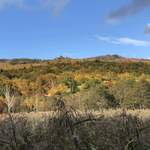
[0,55,150,112]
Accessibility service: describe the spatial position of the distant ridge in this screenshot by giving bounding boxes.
[86,55,150,62]
[0,55,150,63]
[86,55,124,61]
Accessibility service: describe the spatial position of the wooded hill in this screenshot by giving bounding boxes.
[0,55,150,111]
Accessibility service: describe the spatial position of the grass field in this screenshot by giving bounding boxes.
[0,109,150,150]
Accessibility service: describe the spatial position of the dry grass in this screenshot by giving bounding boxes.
[0,109,150,150]
[92,109,150,119]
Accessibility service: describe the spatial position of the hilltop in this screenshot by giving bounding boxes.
[0,54,150,63]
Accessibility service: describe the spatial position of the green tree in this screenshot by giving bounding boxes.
[110,78,150,108]
[110,78,135,107]
[130,79,150,108]
[63,77,79,93]
[84,85,118,110]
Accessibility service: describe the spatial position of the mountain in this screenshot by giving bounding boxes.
[86,55,150,62]
[0,55,150,64]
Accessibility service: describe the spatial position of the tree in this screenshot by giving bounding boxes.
[110,78,136,107]
[4,86,16,113]
[4,86,18,150]
[83,85,118,110]
[130,79,150,108]
[0,81,21,98]
[82,79,101,89]
[110,78,150,108]
[63,77,79,94]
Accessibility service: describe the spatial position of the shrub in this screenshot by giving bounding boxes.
[110,78,150,108]
[83,85,118,110]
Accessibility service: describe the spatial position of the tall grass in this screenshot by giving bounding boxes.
[0,99,150,150]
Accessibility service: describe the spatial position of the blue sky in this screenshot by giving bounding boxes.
[0,0,150,59]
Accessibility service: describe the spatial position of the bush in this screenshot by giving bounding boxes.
[110,78,150,108]
[0,82,21,98]
[83,85,118,110]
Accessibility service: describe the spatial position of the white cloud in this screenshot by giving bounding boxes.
[118,37,150,46]
[144,23,150,34]
[96,35,150,47]
[0,0,70,15]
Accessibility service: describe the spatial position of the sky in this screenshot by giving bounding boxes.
[0,0,150,59]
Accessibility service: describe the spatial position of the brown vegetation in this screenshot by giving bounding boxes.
[0,100,7,114]
[0,107,150,150]
[0,56,150,149]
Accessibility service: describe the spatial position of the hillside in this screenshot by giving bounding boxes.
[0,55,150,112]
[0,55,150,149]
